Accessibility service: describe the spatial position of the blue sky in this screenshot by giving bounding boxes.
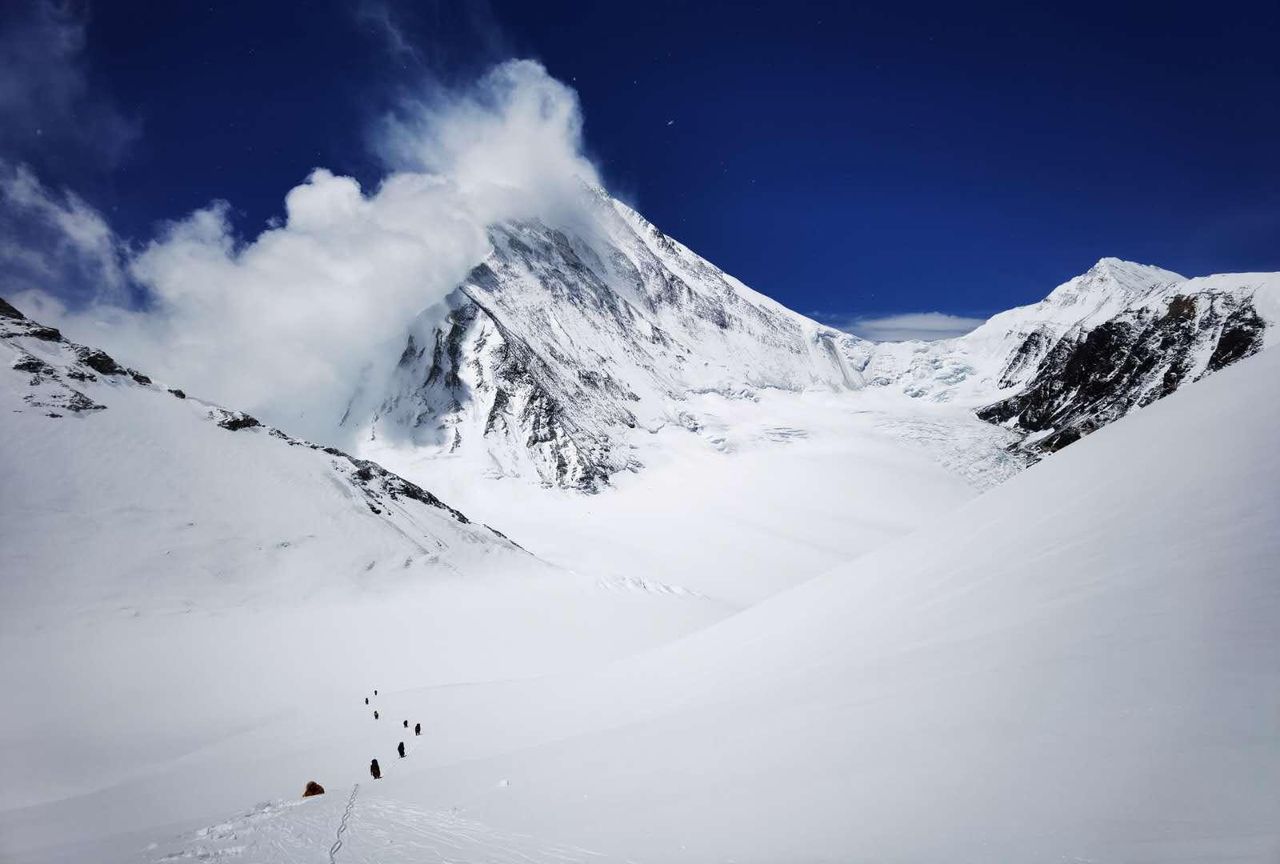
[2,0,1279,339]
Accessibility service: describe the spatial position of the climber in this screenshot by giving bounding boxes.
[403,719,408,729]
[397,741,406,758]
[414,722,421,736]
[364,697,369,705]
[374,710,379,720]
[370,759,381,780]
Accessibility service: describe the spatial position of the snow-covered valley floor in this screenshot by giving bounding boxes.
[3,321,1278,862]
[364,386,1025,606]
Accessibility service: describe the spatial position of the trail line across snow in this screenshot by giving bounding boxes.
[328,784,359,864]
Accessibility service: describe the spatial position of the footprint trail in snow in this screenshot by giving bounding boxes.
[152,789,616,864]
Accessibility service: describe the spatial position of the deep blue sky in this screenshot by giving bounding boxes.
[5,0,1280,322]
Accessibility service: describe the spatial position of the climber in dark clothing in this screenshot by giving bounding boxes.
[365,697,369,705]
[374,710,379,720]
[403,720,408,728]
[414,722,421,736]
[397,741,406,758]
[370,759,381,780]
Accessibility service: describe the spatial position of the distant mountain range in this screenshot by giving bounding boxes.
[343,192,1279,489]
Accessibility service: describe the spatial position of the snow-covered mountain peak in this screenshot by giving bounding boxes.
[1084,255,1183,287]
[864,255,1273,415]
[352,193,869,490]
[346,183,1278,491]
[1035,256,1185,324]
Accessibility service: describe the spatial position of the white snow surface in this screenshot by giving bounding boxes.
[0,314,726,859]
[158,338,1280,864]
[364,385,1024,605]
[3,303,1276,861]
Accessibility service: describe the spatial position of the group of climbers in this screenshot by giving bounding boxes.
[366,688,422,780]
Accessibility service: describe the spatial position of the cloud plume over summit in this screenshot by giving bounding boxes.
[6,60,600,444]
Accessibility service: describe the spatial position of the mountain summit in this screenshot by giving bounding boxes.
[347,193,1279,488]
[349,192,868,490]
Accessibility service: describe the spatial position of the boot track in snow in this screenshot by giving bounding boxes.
[328,784,359,864]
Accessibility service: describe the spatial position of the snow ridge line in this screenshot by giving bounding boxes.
[328,783,359,863]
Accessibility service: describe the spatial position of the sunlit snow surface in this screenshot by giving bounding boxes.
[175,335,1280,864]
[4,295,1278,861]
[366,385,1025,605]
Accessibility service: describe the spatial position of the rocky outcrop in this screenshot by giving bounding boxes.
[376,289,621,491]
[977,286,1269,454]
[856,259,1276,459]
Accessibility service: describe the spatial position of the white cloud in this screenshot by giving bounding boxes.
[374,59,600,222]
[7,60,601,445]
[816,311,988,342]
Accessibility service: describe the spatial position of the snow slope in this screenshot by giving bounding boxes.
[0,299,725,860]
[137,339,1280,863]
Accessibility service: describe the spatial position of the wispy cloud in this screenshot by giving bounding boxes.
[0,1,139,168]
[355,1,421,65]
[813,310,987,342]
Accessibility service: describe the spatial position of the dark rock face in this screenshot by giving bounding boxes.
[215,411,261,431]
[12,354,53,375]
[23,388,106,415]
[997,327,1056,389]
[0,295,61,341]
[979,292,1266,454]
[346,457,470,523]
[0,297,26,320]
[302,781,325,798]
[379,288,620,492]
[64,391,107,412]
[25,324,63,341]
[1206,305,1266,371]
[75,347,127,376]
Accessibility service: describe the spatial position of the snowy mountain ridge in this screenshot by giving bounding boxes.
[349,190,1279,488]
[351,192,867,490]
[0,293,529,614]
